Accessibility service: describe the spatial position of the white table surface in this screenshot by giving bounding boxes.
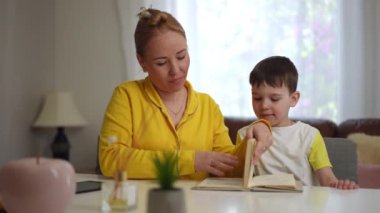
[68,174,380,213]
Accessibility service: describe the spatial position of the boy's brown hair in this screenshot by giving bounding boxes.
[249,56,298,93]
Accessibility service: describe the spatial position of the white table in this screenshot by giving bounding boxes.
[68,174,380,213]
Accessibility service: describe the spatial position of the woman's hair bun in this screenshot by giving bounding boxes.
[138,8,168,26]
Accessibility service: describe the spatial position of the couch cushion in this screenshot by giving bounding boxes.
[224,117,253,144]
[338,118,380,137]
[357,163,380,188]
[324,137,357,182]
[347,133,380,164]
[293,118,338,138]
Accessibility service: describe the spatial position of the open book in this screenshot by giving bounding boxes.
[194,139,303,192]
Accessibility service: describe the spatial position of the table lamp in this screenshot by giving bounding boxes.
[33,92,87,160]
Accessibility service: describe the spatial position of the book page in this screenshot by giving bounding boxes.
[195,139,257,191]
[244,139,301,192]
[250,174,296,189]
[243,139,256,188]
[193,137,302,192]
[195,178,243,191]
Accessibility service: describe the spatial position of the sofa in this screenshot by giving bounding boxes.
[224,117,380,140]
[224,117,380,188]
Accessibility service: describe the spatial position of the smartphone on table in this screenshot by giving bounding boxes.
[76,180,102,194]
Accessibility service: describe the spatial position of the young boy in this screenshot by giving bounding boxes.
[237,56,358,189]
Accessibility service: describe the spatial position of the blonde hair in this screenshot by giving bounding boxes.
[134,8,187,56]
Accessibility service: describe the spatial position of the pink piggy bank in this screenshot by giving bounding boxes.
[0,158,76,213]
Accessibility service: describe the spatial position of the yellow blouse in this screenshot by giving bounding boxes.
[99,77,246,180]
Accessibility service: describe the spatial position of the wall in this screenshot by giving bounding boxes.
[0,0,125,172]
[339,0,380,121]
[0,0,54,166]
[376,1,380,114]
[54,0,125,171]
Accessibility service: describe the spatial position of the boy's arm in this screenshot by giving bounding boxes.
[315,167,359,189]
[309,133,358,189]
[315,167,337,186]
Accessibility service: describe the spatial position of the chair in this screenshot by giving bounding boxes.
[95,136,102,175]
[324,137,357,182]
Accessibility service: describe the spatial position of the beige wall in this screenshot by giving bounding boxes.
[0,0,55,166]
[0,0,125,172]
[54,0,125,171]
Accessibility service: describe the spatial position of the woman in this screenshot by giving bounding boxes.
[99,8,271,179]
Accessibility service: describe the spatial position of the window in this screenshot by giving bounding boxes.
[177,0,339,121]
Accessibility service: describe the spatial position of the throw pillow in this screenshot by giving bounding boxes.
[348,133,380,164]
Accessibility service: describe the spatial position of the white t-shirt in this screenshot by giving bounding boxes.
[237,121,331,186]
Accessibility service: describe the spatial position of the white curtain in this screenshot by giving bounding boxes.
[339,0,380,122]
[178,0,343,121]
[116,0,380,122]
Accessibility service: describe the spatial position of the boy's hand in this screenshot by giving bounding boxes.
[316,167,359,190]
[246,121,272,165]
[329,179,359,190]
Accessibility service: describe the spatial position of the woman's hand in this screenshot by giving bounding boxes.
[194,151,239,176]
[245,121,272,164]
[329,179,359,190]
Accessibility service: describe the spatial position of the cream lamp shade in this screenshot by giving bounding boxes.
[33,92,87,128]
[33,92,87,160]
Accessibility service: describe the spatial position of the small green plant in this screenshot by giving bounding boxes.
[153,151,179,190]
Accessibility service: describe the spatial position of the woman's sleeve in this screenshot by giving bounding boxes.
[211,103,247,177]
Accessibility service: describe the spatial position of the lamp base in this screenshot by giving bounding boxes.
[51,127,70,161]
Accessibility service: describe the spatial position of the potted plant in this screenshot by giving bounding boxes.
[147,151,186,213]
